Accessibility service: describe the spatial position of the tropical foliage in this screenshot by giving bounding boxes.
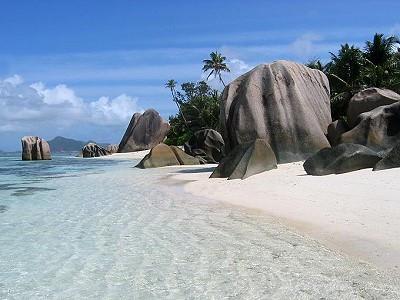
[307,33,400,120]
[165,81,220,145]
[202,51,231,86]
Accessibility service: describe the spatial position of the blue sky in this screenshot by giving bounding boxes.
[1,0,399,150]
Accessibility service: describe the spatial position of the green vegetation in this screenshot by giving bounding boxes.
[165,34,399,145]
[164,81,220,145]
[202,51,231,87]
[307,33,400,120]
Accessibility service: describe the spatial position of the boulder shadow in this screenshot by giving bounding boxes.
[175,167,216,174]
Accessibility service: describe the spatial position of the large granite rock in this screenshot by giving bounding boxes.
[220,60,331,163]
[21,136,52,161]
[210,139,277,180]
[340,101,400,151]
[184,129,225,163]
[118,109,170,153]
[347,88,400,128]
[136,144,200,169]
[373,142,400,171]
[303,143,382,176]
[82,143,110,158]
[106,144,119,154]
[327,119,349,146]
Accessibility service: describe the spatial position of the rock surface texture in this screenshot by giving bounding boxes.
[303,143,382,176]
[347,88,400,128]
[373,142,400,171]
[340,101,400,151]
[106,144,119,154]
[136,144,200,169]
[184,129,225,163]
[327,119,349,146]
[21,136,52,161]
[118,109,170,153]
[220,60,331,163]
[210,139,277,180]
[82,143,110,158]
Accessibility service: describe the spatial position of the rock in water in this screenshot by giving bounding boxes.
[220,60,331,163]
[210,139,277,180]
[118,109,170,153]
[327,119,349,146]
[136,143,199,168]
[373,142,400,171]
[82,143,110,158]
[347,88,400,128]
[340,101,400,151]
[21,136,52,160]
[106,144,119,154]
[184,129,225,163]
[303,143,382,176]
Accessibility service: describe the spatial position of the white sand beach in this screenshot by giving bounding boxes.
[165,161,400,273]
[103,150,400,272]
[106,151,400,273]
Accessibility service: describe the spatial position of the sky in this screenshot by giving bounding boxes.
[1,0,400,151]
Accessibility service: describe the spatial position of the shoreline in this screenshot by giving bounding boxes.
[169,162,400,274]
[105,152,400,274]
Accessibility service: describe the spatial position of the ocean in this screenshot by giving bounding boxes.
[0,153,399,299]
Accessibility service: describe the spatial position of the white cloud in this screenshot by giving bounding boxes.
[289,33,322,59]
[89,94,142,125]
[0,75,142,133]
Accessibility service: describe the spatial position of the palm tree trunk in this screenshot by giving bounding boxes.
[170,88,190,130]
[219,74,226,87]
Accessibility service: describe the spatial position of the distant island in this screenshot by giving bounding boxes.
[48,136,110,152]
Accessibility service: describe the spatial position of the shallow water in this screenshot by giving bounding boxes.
[0,154,399,299]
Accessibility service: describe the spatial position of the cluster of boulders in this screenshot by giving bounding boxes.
[184,129,225,163]
[305,87,400,175]
[20,60,400,178]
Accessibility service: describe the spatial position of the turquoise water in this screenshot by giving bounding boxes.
[0,154,399,299]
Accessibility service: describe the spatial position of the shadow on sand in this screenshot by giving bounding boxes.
[174,167,215,174]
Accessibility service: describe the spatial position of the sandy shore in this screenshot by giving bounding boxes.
[103,151,400,272]
[167,161,400,273]
[100,150,150,160]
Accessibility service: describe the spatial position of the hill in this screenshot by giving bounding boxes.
[48,136,111,152]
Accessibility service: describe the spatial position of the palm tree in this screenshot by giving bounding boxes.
[202,51,230,87]
[306,59,326,72]
[364,33,400,66]
[363,33,400,88]
[165,79,188,127]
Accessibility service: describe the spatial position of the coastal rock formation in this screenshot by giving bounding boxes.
[106,144,119,154]
[136,144,200,169]
[184,129,225,163]
[347,88,400,128]
[170,146,201,165]
[327,119,349,146]
[340,101,400,151]
[211,139,277,180]
[21,136,52,161]
[220,60,331,163]
[82,143,110,158]
[303,143,381,176]
[373,142,400,171]
[118,109,170,153]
